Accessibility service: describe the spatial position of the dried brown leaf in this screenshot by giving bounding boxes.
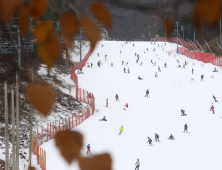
[26,83,56,116]
[28,167,35,170]
[28,0,48,21]
[192,12,201,33]
[164,18,173,37]
[60,12,79,46]
[80,16,101,51]
[33,22,54,42]
[55,131,83,164]
[90,2,112,29]
[79,153,112,170]
[0,0,22,23]
[193,0,221,25]
[19,6,30,35]
[47,30,61,62]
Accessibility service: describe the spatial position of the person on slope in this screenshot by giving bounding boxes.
[124,67,126,73]
[158,66,161,72]
[91,63,93,68]
[138,76,143,80]
[87,144,91,154]
[147,137,152,145]
[155,72,158,78]
[177,64,181,68]
[126,62,128,66]
[201,74,204,81]
[144,51,146,54]
[135,158,140,170]
[97,61,101,68]
[151,60,153,64]
[120,50,122,55]
[213,95,218,102]
[146,48,148,51]
[106,98,108,107]
[115,94,119,101]
[153,48,155,52]
[135,53,137,56]
[133,44,134,47]
[155,133,160,142]
[169,134,174,139]
[102,44,104,47]
[164,63,167,68]
[101,116,107,121]
[122,61,124,65]
[97,53,100,57]
[128,67,130,74]
[182,63,185,69]
[158,44,159,47]
[119,125,124,135]
[140,62,143,66]
[192,68,194,74]
[145,89,149,97]
[124,103,128,108]
[210,104,215,114]
[136,59,139,64]
[184,123,188,132]
[181,109,186,116]
[185,60,187,65]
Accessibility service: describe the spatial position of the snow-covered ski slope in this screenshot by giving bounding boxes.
[41,41,222,170]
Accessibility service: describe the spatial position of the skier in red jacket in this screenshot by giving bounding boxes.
[125,103,128,108]
[210,104,215,114]
[115,94,119,101]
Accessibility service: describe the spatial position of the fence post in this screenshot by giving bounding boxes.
[50,122,51,139]
[47,123,48,142]
[55,120,57,134]
[83,90,85,103]
[69,116,70,129]
[72,115,73,128]
[59,120,60,132]
[87,91,89,104]
[82,109,83,123]
[41,127,43,145]
[62,119,64,131]
[80,88,82,102]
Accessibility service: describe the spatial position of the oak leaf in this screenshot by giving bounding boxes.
[60,12,79,46]
[33,22,54,42]
[28,0,48,21]
[26,83,56,116]
[18,6,30,35]
[90,3,112,29]
[164,18,173,37]
[55,131,83,164]
[78,153,112,170]
[80,16,101,51]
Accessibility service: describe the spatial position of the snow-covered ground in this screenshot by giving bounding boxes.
[41,41,222,170]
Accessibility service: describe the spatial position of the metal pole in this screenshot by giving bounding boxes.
[4,82,9,170]
[165,17,166,42]
[177,22,178,53]
[17,29,21,70]
[196,39,205,53]
[186,39,195,50]
[216,42,222,51]
[189,39,200,51]
[11,89,15,170]
[28,69,34,166]
[16,72,19,170]
[194,31,195,43]
[80,40,82,61]
[183,29,184,40]
[220,15,221,46]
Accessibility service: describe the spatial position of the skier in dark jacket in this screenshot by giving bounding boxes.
[181,109,186,116]
[155,133,159,142]
[91,63,93,68]
[138,76,143,80]
[169,134,174,139]
[184,123,188,132]
[87,144,91,154]
[147,137,152,145]
[145,89,149,97]
[97,53,99,57]
[123,67,126,73]
[213,95,218,102]
[122,61,124,65]
[201,74,204,81]
[192,68,194,74]
[135,159,140,170]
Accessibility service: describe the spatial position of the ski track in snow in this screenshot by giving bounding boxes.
[41,41,222,170]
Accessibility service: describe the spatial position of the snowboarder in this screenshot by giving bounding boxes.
[87,144,91,154]
[128,67,130,74]
[138,76,143,80]
[119,125,124,135]
[169,134,174,139]
[164,63,167,68]
[106,98,108,107]
[147,137,152,145]
[184,123,188,132]
[155,133,159,142]
[155,72,158,78]
[181,109,186,116]
[201,74,204,81]
[210,104,215,114]
[97,53,99,57]
[135,159,140,170]
[115,94,119,101]
[124,67,126,73]
[177,64,181,68]
[122,61,124,65]
[158,66,161,72]
[145,89,149,97]
[192,68,194,74]
[91,63,93,68]
[213,95,218,102]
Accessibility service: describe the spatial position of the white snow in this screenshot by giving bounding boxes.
[40,41,222,170]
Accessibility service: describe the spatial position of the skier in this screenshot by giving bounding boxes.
[184,123,188,132]
[106,98,108,107]
[154,42,156,45]
[155,72,158,78]
[192,68,194,74]
[124,103,128,108]
[111,63,113,67]
[115,94,119,101]
[100,116,107,121]
[97,53,100,57]
[87,144,91,154]
[102,44,104,47]
[181,109,186,116]
[151,60,153,64]
[136,59,139,64]
[182,63,185,69]
[169,134,174,139]
[135,158,140,170]
[201,74,204,81]
[138,76,143,80]
[126,62,128,66]
[185,60,187,65]
[91,63,93,68]
[158,66,161,72]
[140,62,143,66]
[147,137,152,145]
[213,95,218,102]
[146,48,148,51]
[158,44,159,47]
[135,53,137,56]
[120,50,122,54]
[210,104,215,114]
[128,67,130,74]
[145,89,149,97]
[122,61,124,65]
[144,51,146,54]
[97,61,100,68]
[164,63,167,68]
[153,48,155,52]
[133,44,134,47]
[119,125,124,135]
[155,133,159,142]
[123,67,126,73]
